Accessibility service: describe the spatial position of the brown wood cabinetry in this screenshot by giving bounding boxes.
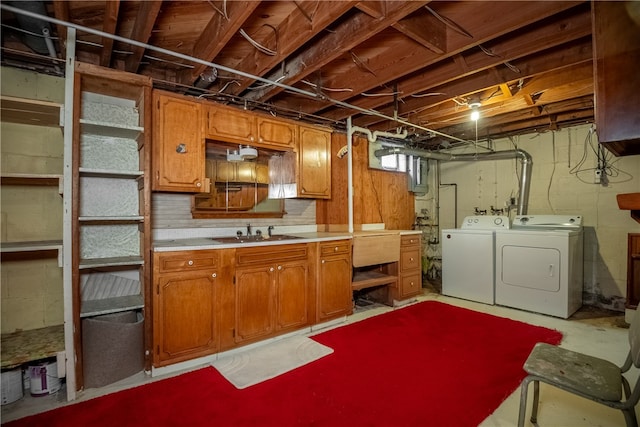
[152,91,208,192]
[592,2,640,156]
[153,250,219,366]
[316,240,353,322]
[205,103,296,149]
[392,234,423,301]
[297,125,332,199]
[234,244,309,344]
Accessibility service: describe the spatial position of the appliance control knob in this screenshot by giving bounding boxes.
[494,217,503,225]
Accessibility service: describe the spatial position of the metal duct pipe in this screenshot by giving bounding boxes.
[375,147,533,215]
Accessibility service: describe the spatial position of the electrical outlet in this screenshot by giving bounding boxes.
[594,169,602,184]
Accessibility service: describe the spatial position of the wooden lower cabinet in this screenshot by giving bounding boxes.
[391,234,423,301]
[234,244,310,344]
[317,240,352,322]
[153,250,219,367]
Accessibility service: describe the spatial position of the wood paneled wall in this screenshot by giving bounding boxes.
[317,132,415,230]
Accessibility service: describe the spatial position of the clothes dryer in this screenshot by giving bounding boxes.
[442,215,510,305]
[495,215,583,318]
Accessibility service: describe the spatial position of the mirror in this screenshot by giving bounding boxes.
[191,141,286,219]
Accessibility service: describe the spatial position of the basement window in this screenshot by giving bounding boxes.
[379,153,407,172]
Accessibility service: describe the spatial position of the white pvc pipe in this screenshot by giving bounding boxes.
[347,117,354,233]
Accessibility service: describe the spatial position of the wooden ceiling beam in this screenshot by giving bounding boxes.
[124,1,162,73]
[100,1,120,68]
[392,8,446,54]
[51,1,69,58]
[244,1,429,102]
[186,1,260,85]
[279,1,586,116]
[224,1,359,96]
[322,3,591,121]
[355,47,592,130]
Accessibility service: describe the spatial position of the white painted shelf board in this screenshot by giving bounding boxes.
[1,173,64,194]
[0,95,63,127]
[79,216,144,222]
[80,294,144,318]
[1,240,64,266]
[79,168,143,179]
[80,119,143,139]
[79,256,144,269]
[1,240,63,252]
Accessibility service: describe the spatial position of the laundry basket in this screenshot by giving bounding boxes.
[82,311,144,389]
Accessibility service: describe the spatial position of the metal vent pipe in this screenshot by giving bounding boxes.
[374,147,533,215]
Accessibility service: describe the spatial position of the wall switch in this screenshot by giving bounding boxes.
[594,169,602,184]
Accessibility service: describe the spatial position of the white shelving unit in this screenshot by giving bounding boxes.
[71,63,151,390]
[0,96,66,378]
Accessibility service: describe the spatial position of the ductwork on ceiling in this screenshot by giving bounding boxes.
[8,1,60,73]
[374,146,533,215]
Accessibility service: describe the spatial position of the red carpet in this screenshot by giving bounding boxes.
[6,301,562,427]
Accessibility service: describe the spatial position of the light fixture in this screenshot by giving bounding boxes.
[469,101,481,121]
[239,145,258,160]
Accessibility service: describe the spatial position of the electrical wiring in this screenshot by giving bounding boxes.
[569,126,634,184]
[239,27,278,56]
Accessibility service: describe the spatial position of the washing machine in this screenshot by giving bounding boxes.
[442,215,510,305]
[495,215,583,318]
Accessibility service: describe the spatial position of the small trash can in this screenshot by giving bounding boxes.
[82,311,144,389]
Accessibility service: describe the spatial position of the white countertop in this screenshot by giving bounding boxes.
[153,229,421,252]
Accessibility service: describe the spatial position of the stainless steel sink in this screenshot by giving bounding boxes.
[211,235,303,244]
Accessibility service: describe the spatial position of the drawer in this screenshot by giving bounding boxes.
[156,251,218,273]
[236,243,308,266]
[320,240,351,257]
[401,234,421,246]
[399,272,422,298]
[400,248,421,272]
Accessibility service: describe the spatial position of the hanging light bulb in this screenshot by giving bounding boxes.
[469,102,481,121]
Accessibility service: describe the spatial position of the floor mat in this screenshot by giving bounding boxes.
[211,335,333,389]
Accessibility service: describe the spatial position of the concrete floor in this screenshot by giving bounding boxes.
[2,289,637,426]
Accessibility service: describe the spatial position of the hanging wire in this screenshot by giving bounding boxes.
[301,80,353,93]
[239,25,278,56]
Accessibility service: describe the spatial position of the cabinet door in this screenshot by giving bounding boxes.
[398,272,422,299]
[317,254,352,322]
[257,117,296,149]
[297,125,332,199]
[205,104,256,144]
[275,260,309,331]
[154,272,217,366]
[152,92,206,192]
[235,265,275,343]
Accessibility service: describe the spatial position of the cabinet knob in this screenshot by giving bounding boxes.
[334,246,339,252]
[269,267,274,272]
[321,260,325,264]
[196,181,201,187]
[188,260,194,266]
[410,257,414,261]
[410,281,415,287]
[176,143,187,153]
[212,273,217,278]
[277,265,282,270]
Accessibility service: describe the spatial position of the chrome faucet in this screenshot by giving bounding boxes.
[268,225,274,237]
[246,223,252,236]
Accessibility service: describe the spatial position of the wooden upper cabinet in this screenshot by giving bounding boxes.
[297,125,332,199]
[256,117,296,149]
[205,104,256,145]
[204,103,296,149]
[152,91,208,192]
[592,2,640,156]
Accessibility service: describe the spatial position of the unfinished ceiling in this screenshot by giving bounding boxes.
[1,1,595,148]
